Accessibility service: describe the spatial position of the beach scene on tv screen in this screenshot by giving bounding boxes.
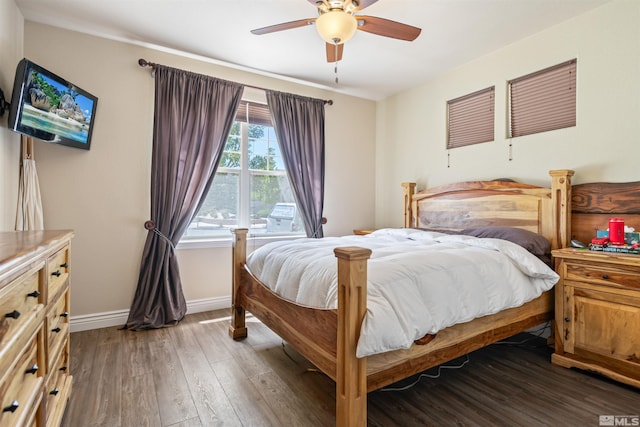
[20,67,94,144]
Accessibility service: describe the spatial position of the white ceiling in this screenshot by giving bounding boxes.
[15,0,610,100]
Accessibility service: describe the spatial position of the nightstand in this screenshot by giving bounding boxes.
[353,229,375,235]
[551,248,640,388]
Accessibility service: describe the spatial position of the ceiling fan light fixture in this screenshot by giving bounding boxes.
[315,10,357,44]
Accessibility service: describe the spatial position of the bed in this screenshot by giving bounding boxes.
[229,169,574,426]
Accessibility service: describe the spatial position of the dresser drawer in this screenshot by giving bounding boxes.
[47,247,70,304]
[0,270,43,365]
[565,262,640,292]
[45,342,71,427]
[0,334,44,427]
[46,290,70,372]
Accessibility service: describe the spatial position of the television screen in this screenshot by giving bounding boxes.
[7,58,98,150]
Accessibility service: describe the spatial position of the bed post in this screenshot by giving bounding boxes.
[229,228,248,340]
[402,182,416,228]
[334,246,372,427]
[549,170,574,249]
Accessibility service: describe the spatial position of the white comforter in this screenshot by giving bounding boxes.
[246,228,559,357]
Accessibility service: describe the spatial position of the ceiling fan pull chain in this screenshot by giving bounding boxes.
[334,42,339,85]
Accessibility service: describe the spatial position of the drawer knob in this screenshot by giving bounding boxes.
[5,310,20,319]
[59,365,68,372]
[60,311,69,318]
[2,401,19,413]
[564,317,571,322]
[27,290,40,298]
[25,364,39,375]
[602,274,609,279]
[52,327,62,333]
[51,270,61,277]
[49,387,60,396]
[60,262,69,268]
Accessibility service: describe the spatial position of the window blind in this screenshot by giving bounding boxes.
[447,86,495,149]
[235,101,272,127]
[508,59,577,138]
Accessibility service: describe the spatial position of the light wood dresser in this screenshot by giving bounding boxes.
[0,230,74,426]
[552,248,640,388]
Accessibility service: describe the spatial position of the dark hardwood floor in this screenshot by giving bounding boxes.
[61,309,639,426]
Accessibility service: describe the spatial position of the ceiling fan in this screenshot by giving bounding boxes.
[251,0,422,63]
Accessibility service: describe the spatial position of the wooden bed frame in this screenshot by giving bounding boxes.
[229,169,574,426]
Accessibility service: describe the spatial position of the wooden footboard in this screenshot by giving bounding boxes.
[229,169,574,427]
[229,232,371,426]
[230,228,339,377]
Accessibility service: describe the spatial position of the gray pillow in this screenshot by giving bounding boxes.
[461,226,551,259]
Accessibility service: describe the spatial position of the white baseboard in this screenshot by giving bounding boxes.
[69,296,231,333]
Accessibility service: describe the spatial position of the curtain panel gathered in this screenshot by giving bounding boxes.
[15,158,44,230]
[125,65,244,330]
[266,91,326,238]
[16,136,44,231]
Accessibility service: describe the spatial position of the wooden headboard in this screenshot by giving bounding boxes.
[402,170,574,250]
[571,180,640,245]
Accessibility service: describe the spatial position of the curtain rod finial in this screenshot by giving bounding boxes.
[139,58,157,69]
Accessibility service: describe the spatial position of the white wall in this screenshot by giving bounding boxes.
[375,0,640,228]
[0,0,23,231]
[23,22,377,319]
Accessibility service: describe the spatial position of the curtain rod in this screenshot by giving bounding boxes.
[138,58,333,105]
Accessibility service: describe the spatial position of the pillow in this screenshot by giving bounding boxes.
[460,226,551,259]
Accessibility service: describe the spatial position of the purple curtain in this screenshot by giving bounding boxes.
[125,65,244,330]
[266,91,326,238]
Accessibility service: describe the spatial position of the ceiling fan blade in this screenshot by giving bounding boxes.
[356,16,421,41]
[251,18,316,35]
[326,42,344,62]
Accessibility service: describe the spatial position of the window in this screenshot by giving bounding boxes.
[508,59,577,138]
[181,101,303,240]
[447,86,495,149]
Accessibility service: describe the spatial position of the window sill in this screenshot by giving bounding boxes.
[177,233,305,250]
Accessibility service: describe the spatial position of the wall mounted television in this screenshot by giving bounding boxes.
[7,58,98,150]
